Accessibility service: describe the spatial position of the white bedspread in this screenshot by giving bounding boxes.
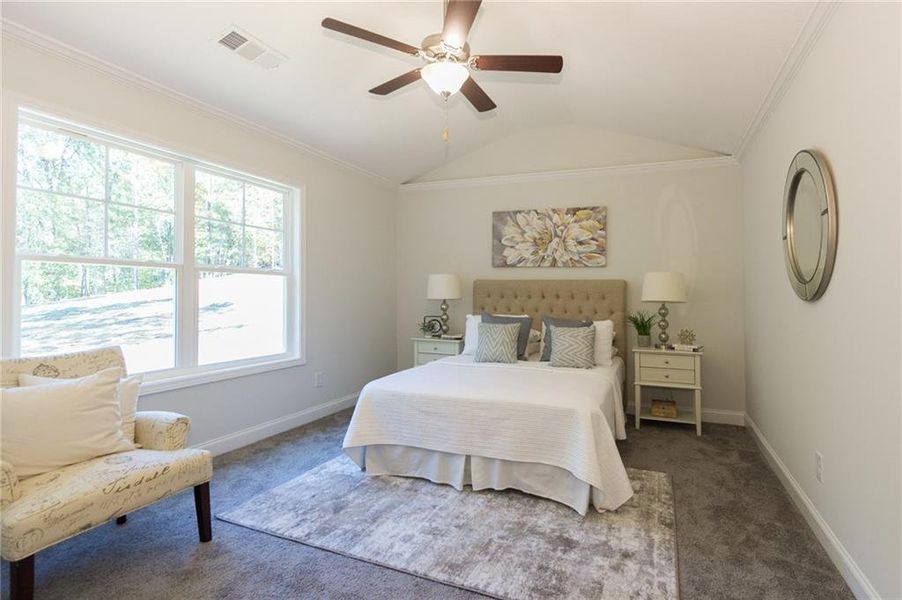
[343,355,633,511]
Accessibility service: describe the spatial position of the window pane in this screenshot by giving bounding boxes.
[17,123,105,199]
[109,148,175,211]
[246,227,283,270]
[195,171,242,223]
[197,272,285,365]
[108,205,175,262]
[20,261,175,373]
[245,184,283,230]
[195,218,242,266]
[16,190,104,256]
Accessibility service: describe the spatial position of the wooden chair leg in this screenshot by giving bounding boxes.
[194,482,212,542]
[116,515,128,525]
[10,554,35,600]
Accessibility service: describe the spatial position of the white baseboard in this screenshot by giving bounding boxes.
[745,415,879,600]
[625,402,745,426]
[700,408,746,426]
[193,392,359,456]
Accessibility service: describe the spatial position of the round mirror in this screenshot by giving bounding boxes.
[782,150,837,301]
[791,170,822,281]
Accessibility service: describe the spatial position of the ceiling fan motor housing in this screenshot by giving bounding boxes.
[420,33,470,64]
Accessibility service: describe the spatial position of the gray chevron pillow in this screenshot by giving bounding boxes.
[474,322,520,364]
[549,324,597,368]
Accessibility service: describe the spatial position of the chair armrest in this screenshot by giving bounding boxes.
[1,460,21,505]
[134,411,192,450]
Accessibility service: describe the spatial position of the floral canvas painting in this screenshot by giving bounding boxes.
[492,206,607,268]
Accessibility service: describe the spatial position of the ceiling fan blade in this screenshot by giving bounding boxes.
[322,17,420,56]
[471,55,563,73]
[442,0,481,49]
[460,77,496,112]
[369,69,422,95]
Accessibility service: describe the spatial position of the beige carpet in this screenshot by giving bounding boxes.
[219,455,677,600]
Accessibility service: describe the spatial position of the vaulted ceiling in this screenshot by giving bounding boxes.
[2,2,815,182]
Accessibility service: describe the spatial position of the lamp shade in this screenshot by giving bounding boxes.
[427,274,462,300]
[641,272,687,303]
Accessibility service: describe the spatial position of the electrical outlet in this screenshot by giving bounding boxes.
[314,371,324,388]
[815,451,824,483]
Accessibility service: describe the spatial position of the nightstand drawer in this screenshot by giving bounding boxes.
[639,366,696,385]
[414,340,459,355]
[639,353,695,370]
[415,352,446,366]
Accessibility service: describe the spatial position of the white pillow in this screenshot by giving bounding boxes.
[462,314,481,355]
[593,320,616,367]
[19,372,142,442]
[462,313,531,356]
[2,368,135,477]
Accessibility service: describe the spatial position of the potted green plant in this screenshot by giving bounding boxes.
[627,311,657,348]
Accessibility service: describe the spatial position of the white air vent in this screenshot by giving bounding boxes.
[218,30,248,51]
[216,27,287,70]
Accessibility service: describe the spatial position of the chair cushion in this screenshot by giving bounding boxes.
[1,448,212,561]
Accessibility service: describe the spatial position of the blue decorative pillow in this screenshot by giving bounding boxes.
[540,316,593,361]
[481,312,532,359]
[474,323,520,364]
[549,325,596,368]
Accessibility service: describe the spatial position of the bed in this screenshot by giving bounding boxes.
[343,279,633,514]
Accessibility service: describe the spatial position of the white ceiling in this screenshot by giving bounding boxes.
[2,2,815,183]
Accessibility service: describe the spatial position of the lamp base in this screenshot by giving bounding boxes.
[440,300,450,334]
[657,302,670,345]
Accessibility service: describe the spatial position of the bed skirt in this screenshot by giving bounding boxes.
[345,444,617,515]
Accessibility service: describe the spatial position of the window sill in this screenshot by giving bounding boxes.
[139,356,305,396]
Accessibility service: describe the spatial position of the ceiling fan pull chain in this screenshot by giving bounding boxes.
[442,93,450,143]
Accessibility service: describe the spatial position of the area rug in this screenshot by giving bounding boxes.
[218,455,677,600]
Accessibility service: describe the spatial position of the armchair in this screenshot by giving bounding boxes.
[1,347,213,600]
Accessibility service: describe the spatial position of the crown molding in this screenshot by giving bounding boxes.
[733,2,839,159]
[399,155,738,192]
[0,19,395,187]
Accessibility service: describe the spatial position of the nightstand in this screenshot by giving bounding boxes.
[632,347,703,436]
[412,337,463,367]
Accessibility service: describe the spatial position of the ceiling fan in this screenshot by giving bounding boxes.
[322,0,563,112]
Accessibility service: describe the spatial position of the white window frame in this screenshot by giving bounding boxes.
[1,107,304,395]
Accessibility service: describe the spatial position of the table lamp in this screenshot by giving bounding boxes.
[641,272,687,345]
[427,274,462,334]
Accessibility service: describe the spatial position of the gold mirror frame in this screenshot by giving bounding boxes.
[782,149,838,301]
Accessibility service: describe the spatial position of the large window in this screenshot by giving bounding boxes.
[3,111,301,384]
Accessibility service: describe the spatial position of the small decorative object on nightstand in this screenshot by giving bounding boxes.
[419,316,443,338]
[627,310,657,348]
[412,337,463,367]
[641,272,687,345]
[677,328,696,345]
[426,274,462,334]
[633,347,703,436]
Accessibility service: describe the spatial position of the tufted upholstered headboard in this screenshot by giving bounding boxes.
[473,279,627,357]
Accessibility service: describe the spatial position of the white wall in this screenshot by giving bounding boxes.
[739,4,901,598]
[397,161,746,421]
[1,36,398,450]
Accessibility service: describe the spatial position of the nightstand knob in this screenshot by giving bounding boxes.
[664,374,670,378]
[664,360,670,365]
[432,346,438,351]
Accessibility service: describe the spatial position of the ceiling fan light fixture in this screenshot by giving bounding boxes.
[421,61,469,96]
